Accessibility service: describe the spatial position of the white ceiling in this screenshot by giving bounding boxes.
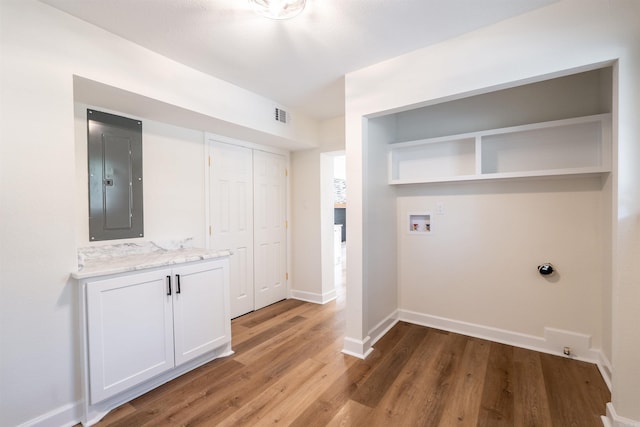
[40,0,557,121]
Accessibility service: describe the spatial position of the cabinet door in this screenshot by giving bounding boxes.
[253,150,287,310]
[86,270,174,403]
[172,260,230,366]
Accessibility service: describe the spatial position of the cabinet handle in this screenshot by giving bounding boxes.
[176,274,181,294]
[166,275,172,296]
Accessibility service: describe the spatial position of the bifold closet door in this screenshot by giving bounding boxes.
[210,142,254,319]
[253,150,287,310]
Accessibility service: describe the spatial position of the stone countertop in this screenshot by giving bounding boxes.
[72,241,231,280]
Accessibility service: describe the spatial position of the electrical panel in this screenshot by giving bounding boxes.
[87,109,143,241]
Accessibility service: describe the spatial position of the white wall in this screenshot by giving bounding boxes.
[74,105,208,248]
[363,115,398,339]
[397,177,604,342]
[291,149,323,299]
[290,117,345,302]
[0,1,318,426]
[394,67,610,142]
[611,23,640,423]
[389,69,610,353]
[344,0,640,421]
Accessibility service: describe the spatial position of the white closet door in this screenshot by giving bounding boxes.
[210,142,254,318]
[253,150,287,310]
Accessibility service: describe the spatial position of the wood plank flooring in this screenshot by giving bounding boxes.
[90,291,609,426]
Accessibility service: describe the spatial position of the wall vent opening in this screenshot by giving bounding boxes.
[275,107,288,124]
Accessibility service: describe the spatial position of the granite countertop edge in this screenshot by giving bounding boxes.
[72,248,232,280]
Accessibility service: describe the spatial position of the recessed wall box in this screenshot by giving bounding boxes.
[408,212,432,234]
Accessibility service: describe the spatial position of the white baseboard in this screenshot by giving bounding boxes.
[368,310,400,347]
[341,312,398,360]
[16,402,80,427]
[290,288,336,305]
[342,335,373,359]
[397,309,609,381]
[597,352,613,391]
[602,402,640,426]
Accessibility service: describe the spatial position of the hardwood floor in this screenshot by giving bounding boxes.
[91,288,609,426]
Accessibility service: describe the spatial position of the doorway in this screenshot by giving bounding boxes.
[321,151,346,300]
[333,154,346,297]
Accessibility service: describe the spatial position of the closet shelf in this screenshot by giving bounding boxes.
[388,113,611,185]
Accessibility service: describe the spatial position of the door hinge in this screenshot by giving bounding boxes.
[285,220,288,229]
[209,225,212,235]
[286,272,289,280]
[208,156,212,167]
[285,168,288,177]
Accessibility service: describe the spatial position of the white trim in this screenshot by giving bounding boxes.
[399,309,546,350]
[342,335,373,359]
[342,311,400,359]
[597,350,613,391]
[205,132,290,157]
[397,309,607,366]
[369,310,400,346]
[290,289,336,305]
[602,403,640,427]
[203,133,212,250]
[16,402,80,427]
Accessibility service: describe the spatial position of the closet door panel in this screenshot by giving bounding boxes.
[253,150,287,310]
[210,142,254,318]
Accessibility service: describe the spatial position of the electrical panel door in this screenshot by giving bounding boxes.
[87,109,143,241]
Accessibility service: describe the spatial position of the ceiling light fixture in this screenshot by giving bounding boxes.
[248,0,307,20]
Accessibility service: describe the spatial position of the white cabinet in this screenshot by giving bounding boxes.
[85,269,174,404]
[388,114,611,184]
[78,257,232,426]
[172,261,230,365]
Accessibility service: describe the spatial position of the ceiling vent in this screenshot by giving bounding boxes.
[275,107,288,124]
